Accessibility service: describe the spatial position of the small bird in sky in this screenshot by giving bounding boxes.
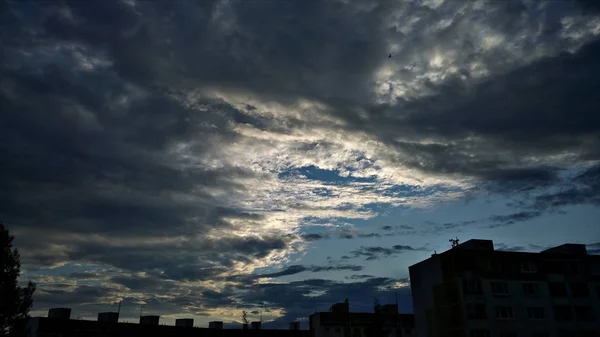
[388,54,392,58]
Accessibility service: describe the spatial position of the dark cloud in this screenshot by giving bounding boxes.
[382,226,393,231]
[345,274,374,280]
[494,243,550,252]
[357,233,382,238]
[256,264,363,279]
[489,211,543,227]
[347,245,423,261]
[240,277,412,328]
[301,233,327,242]
[3,0,600,324]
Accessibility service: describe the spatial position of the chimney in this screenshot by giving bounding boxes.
[209,321,224,329]
[289,322,300,330]
[139,315,160,325]
[48,308,71,319]
[251,321,262,330]
[97,312,119,323]
[175,319,194,327]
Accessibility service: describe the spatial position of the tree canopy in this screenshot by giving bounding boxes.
[0,222,36,336]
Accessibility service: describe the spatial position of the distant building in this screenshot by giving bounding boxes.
[290,322,301,330]
[309,301,416,337]
[47,308,71,319]
[409,239,600,337]
[140,315,160,325]
[209,321,224,329]
[97,312,119,323]
[251,321,263,330]
[175,318,194,327]
[26,317,310,337]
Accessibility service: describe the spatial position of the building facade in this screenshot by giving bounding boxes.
[409,239,600,337]
[309,301,416,337]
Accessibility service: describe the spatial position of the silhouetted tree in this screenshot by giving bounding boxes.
[242,310,248,329]
[0,222,36,336]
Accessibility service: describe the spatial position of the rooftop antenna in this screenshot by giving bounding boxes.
[140,304,143,317]
[450,237,460,248]
[118,300,122,319]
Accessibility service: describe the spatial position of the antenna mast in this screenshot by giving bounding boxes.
[450,237,460,248]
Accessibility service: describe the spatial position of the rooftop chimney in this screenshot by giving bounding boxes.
[98,312,119,323]
[140,315,160,325]
[209,321,224,329]
[175,319,194,327]
[330,302,349,313]
[48,308,71,319]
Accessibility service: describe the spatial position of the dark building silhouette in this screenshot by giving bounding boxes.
[98,312,119,323]
[210,321,224,329]
[409,239,600,337]
[26,317,310,337]
[176,318,194,327]
[140,315,160,325]
[310,301,416,337]
[47,308,71,319]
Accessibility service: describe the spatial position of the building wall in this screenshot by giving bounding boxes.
[409,240,600,337]
[409,254,443,337]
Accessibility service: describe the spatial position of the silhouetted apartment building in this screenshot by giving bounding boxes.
[26,308,310,337]
[309,301,416,337]
[409,239,600,337]
[27,317,310,337]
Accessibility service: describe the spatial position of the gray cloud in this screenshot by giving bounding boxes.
[346,245,424,261]
[253,264,364,279]
[488,211,543,227]
[2,0,600,324]
[239,277,412,328]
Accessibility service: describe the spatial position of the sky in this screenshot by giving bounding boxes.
[2,0,600,329]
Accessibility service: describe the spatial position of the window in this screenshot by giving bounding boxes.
[463,279,483,294]
[491,282,509,295]
[522,283,540,296]
[527,307,545,320]
[500,332,517,337]
[569,282,589,297]
[466,303,486,319]
[553,305,573,322]
[521,262,537,273]
[574,306,594,321]
[495,306,514,319]
[548,282,568,297]
[469,330,490,337]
